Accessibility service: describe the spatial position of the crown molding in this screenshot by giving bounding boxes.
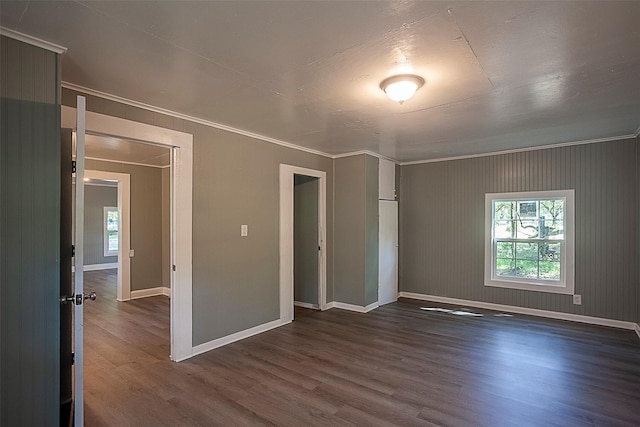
[401,133,638,166]
[0,27,67,54]
[61,83,637,166]
[62,82,335,159]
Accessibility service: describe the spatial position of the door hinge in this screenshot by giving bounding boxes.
[72,160,77,174]
[71,245,75,257]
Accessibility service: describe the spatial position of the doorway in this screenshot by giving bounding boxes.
[83,170,131,301]
[293,175,321,311]
[279,165,327,324]
[62,106,194,361]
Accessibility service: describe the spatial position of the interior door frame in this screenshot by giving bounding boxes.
[84,170,131,301]
[279,164,327,323]
[62,106,194,362]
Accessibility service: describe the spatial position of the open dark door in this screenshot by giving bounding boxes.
[60,128,73,426]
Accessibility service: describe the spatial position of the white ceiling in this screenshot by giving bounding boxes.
[2,1,639,162]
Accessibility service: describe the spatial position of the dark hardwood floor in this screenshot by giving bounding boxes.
[83,270,640,426]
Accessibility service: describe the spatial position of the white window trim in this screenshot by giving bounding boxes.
[484,190,575,295]
[103,206,119,257]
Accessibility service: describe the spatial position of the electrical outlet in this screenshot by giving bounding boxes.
[573,294,582,305]
[241,224,248,237]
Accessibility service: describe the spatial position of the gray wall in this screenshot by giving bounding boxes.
[83,185,118,265]
[63,88,335,346]
[294,176,319,305]
[400,139,638,322]
[334,154,379,306]
[1,36,60,425]
[85,159,164,291]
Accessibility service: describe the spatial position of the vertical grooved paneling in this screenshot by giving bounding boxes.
[400,139,638,322]
[1,36,60,425]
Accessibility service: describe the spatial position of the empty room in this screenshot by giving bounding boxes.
[1,1,639,426]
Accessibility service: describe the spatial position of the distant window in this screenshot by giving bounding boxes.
[104,207,119,257]
[485,190,574,294]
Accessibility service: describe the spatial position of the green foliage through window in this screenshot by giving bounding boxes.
[492,199,564,281]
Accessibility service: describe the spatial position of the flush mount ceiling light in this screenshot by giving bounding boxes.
[380,74,425,104]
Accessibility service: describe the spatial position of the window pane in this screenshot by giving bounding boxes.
[539,242,561,261]
[516,242,538,260]
[494,220,515,238]
[108,230,118,252]
[496,241,514,259]
[518,201,538,218]
[494,201,514,220]
[542,218,564,239]
[539,261,561,280]
[515,260,538,278]
[496,258,515,277]
[516,220,539,238]
[107,210,119,232]
[540,200,564,220]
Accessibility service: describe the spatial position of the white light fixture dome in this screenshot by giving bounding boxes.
[380,74,425,104]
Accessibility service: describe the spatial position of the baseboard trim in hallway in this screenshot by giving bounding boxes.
[130,287,171,299]
[399,292,637,332]
[326,301,379,313]
[192,318,288,357]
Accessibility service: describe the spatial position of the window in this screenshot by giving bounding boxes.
[485,190,574,294]
[104,207,119,257]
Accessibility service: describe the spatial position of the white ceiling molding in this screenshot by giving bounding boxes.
[401,133,639,166]
[62,82,335,159]
[0,27,67,54]
[61,82,637,167]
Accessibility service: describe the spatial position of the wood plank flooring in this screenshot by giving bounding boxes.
[83,270,640,426]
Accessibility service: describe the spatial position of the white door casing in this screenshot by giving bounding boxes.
[62,105,193,362]
[279,165,327,323]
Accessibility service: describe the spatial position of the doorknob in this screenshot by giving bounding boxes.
[59,292,97,305]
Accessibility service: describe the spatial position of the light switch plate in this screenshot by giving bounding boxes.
[241,225,248,237]
[129,249,135,257]
[573,294,581,305]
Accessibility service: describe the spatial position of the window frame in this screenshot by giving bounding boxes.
[484,190,575,295]
[103,206,119,257]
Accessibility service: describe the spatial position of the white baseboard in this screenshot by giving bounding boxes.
[192,318,287,357]
[635,323,640,340]
[399,292,637,331]
[329,301,379,313]
[294,301,320,310]
[130,286,170,300]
